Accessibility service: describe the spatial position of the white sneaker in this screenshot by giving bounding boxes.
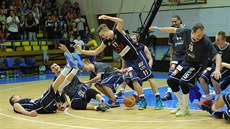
[175,106,189,117]
[170,102,183,114]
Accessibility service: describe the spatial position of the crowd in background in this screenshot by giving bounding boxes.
[0,0,97,51]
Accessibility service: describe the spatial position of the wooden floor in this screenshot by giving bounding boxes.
[0,77,229,129]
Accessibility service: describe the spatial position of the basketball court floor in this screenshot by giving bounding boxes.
[0,72,229,129]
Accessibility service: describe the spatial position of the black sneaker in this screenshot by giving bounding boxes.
[212,111,224,119]
[161,92,172,101]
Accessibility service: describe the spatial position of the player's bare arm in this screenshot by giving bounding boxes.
[73,43,106,56]
[212,54,222,80]
[13,103,38,117]
[149,26,177,33]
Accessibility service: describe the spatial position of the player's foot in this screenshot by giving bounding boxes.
[138,97,147,110]
[71,53,84,69]
[155,96,164,110]
[198,104,212,114]
[133,94,140,103]
[161,92,172,101]
[175,106,189,117]
[110,100,120,108]
[96,103,110,112]
[64,52,77,68]
[197,99,212,109]
[212,111,224,119]
[170,102,183,114]
[116,90,124,97]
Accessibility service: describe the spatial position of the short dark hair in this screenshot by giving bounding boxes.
[192,23,205,33]
[172,15,182,24]
[49,62,56,68]
[97,24,108,33]
[9,95,16,106]
[82,58,91,64]
[217,31,227,40]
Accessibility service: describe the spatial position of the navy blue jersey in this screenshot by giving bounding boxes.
[168,26,186,62]
[213,42,230,63]
[176,28,218,67]
[103,29,139,60]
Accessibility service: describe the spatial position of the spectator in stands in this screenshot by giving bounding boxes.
[20,3,31,16]
[6,10,20,40]
[69,22,78,39]
[45,15,54,39]
[0,9,6,35]
[19,14,27,40]
[26,13,37,41]
[60,1,68,18]
[83,26,91,43]
[75,14,85,39]
[67,6,77,21]
[60,23,69,39]
[73,2,81,17]
[31,6,40,33]
[74,35,85,59]
[85,35,98,63]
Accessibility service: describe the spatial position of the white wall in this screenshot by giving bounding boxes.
[120,7,230,37]
[75,0,230,37]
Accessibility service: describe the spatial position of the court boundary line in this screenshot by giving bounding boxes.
[64,107,213,123]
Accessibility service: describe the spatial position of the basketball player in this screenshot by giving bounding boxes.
[197,31,230,108]
[52,44,109,112]
[149,23,222,116]
[161,15,187,101]
[74,15,163,110]
[81,58,124,107]
[9,51,83,117]
[199,92,230,121]
[117,33,153,102]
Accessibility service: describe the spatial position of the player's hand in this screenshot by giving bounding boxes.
[58,104,68,111]
[98,15,108,20]
[212,70,221,80]
[30,111,38,117]
[149,26,159,32]
[58,44,68,52]
[73,44,81,51]
[172,69,179,76]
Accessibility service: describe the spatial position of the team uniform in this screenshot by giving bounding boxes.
[103,29,152,82]
[54,75,101,110]
[90,62,123,93]
[201,42,230,85]
[222,93,230,121]
[14,86,60,114]
[168,26,186,74]
[167,27,218,96]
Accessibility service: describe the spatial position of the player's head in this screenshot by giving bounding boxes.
[82,58,91,72]
[215,31,227,48]
[192,23,205,42]
[97,24,113,39]
[171,15,182,28]
[9,95,21,106]
[129,33,139,43]
[50,62,61,74]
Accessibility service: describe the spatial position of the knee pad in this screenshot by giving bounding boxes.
[167,77,180,92]
[179,80,190,94]
[71,99,87,110]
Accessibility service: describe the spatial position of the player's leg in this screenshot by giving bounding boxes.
[95,83,110,97]
[176,66,204,117]
[197,69,213,107]
[117,81,126,97]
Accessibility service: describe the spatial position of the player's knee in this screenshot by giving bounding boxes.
[71,99,87,110]
[167,77,179,92]
[179,80,189,94]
